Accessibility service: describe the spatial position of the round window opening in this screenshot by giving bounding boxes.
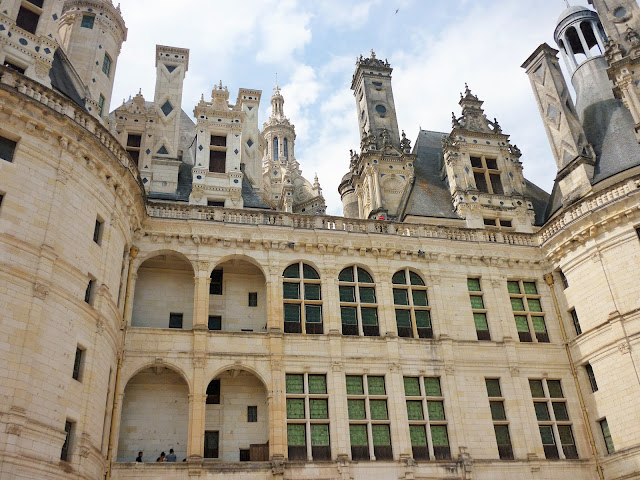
[614,6,628,18]
[375,104,387,115]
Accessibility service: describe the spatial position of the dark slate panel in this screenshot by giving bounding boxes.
[49,50,85,108]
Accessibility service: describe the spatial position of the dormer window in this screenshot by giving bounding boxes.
[16,1,42,35]
[471,156,503,195]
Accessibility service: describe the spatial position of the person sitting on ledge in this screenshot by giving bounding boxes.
[165,449,176,462]
[156,452,165,462]
[135,451,143,462]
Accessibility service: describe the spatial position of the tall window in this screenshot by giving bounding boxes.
[570,309,582,336]
[273,137,278,161]
[85,279,94,304]
[61,420,73,461]
[585,363,598,392]
[283,263,322,334]
[286,374,330,461]
[468,278,490,340]
[16,2,41,35]
[204,431,219,458]
[209,135,226,173]
[471,155,503,194]
[210,269,223,295]
[508,280,549,343]
[102,54,112,77]
[339,266,379,336]
[98,94,105,116]
[392,269,432,338]
[93,217,103,244]
[600,418,614,454]
[347,375,392,461]
[206,379,220,404]
[284,138,289,160]
[72,347,84,381]
[0,136,17,163]
[486,378,513,459]
[529,379,578,459]
[126,133,142,164]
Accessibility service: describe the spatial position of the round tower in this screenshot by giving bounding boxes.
[262,85,296,164]
[58,0,127,119]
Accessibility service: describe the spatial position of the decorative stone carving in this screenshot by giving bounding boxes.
[33,282,49,300]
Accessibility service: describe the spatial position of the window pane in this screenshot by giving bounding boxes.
[370,400,388,420]
[284,304,301,323]
[547,380,564,398]
[507,281,520,294]
[430,425,449,446]
[368,376,386,395]
[494,425,511,446]
[529,380,545,398]
[528,299,542,313]
[287,424,306,446]
[310,399,328,419]
[514,315,529,332]
[339,286,356,303]
[406,401,424,420]
[311,424,330,446]
[392,271,406,285]
[552,402,569,421]
[348,399,366,419]
[286,374,304,394]
[415,310,431,328]
[308,375,326,394]
[283,264,300,278]
[304,283,321,301]
[404,377,420,396]
[410,425,427,446]
[302,264,320,279]
[470,296,485,309]
[339,267,354,282]
[532,316,547,333]
[557,425,574,445]
[341,307,357,325]
[490,401,506,421]
[361,308,378,325]
[372,424,391,446]
[283,282,300,299]
[474,171,488,192]
[485,379,502,397]
[539,425,555,445]
[305,305,322,323]
[357,268,374,283]
[510,298,525,311]
[393,289,409,305]
[359,286,376,303]
[467,278,481,292]
[474,313,489,331]
[412,290,428,306]
[534,402,550,421]
[523,282,538,295]
[424,378,441,397]
[346,376,364,395]
[427,401,445,420]
[490,173,503,194]
[395,309,411,327]
[286,398,305,419]
[409,271,425,286]
[349,424,368,446]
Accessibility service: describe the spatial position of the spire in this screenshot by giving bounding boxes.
[270,83,285,118]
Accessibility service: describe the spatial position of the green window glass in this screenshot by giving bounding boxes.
[532,316,547,333]
[302,264,319,279]
[304,284,321,301]
[392,271,406,284]
[534,402,550,421]
[357,268,374,283]
[539,425,555,445]
[359,286,376,303]
[410,425,428,446]
[348,399,366,419]
[369,400,388,420]
[305,305,322,323]
[485,379,502,397]
[490,401,506,421]
[552,402,569,421]
[368,376,385,395]
[404,377,421,396]
[287,398,305,419]
[311,424,329,446]
[283,282,300,299]
[424,378,442,397]
[470,296,485,309]
[102,54,111,77]
[372,424,391,446]
[346,376,364,395]
[349,424,368,446]
[430,425,449,446]
[81,15,94,28]
[361,308,378,325]
[409,271,425,286]
[341,307,357,325]
[415,310,431,328]
[287,424,306,446]
[514,315,529,332]
[283,264,300,278]
[284,304,301,323]
[494,425,511,446]
[308,375,326,394]
[427,401,445,420]
[547,380,563,398]
[393,289,409,305]
[529,380,545,398]
[528,298,542,312]
[310,399,328,419]
[474,313,489,331]
[412,290,428,306]
[406,400,424,420]
[395,309,411,327]
[339,286,355,302]
[507,281,521,294]
[523,282,538,294]
[601,419,614,454]
[510,298,525,311]
[339,267,354,282]
[286,374,304,394]
[467,278,481,292]
[557,425,574,445]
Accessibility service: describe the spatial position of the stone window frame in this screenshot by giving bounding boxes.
[339,266,379,337]
[0,134,18,163]
[569,308,582,336]
[209,133,227,174]
[483,218,513,230]
[508,280,549,343]
[346,374,392,461]
[16,1,42,35]
[403,375,451,461]
[529,378,578,460]
[285,373,331,461]
[391,268,432,339]
[102,53,112,78]
[80,14,95,29]
[125,133,142,165]
[485,378,514,460]
[470,154,503,195]
[72,346,85,382]
[282,262,323,335]
[93,216,104,245]
[468,277,491,341]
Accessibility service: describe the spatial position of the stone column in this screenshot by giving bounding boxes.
[110,392,125,460]
[323,265,341,334]
[268,366,286,460]
[387,366,411,461]
[192,262,210,330]
[329,363,350,459]
[186,388,207,460]
[266,271,283,332]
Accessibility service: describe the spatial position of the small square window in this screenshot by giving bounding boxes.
[248,292,258,307]
[169,313,183,329]
[247,406,257,422]
[239,449,250,461]
[208,315,221,331]
[93,218,103,244]
[81,15,94,28]
[72,347,83,381]
[0,136,17,163]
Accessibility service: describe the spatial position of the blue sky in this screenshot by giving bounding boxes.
[112,0,592,215]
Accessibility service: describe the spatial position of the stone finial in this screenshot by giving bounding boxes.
[370,49,376,59]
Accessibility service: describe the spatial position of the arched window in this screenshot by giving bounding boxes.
[284,138,289,161]
[273,137,279,161]
[283,263,322,334]
[392,269,432,338]
[339,266,378,336]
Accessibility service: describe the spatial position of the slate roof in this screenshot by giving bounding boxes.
[49,50,85,108]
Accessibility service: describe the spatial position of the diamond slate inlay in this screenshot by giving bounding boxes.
[234,149,239,155]
[247,139,253,147]
[145,149,150,155]
[198,145,203,151]
[161,100,173,116]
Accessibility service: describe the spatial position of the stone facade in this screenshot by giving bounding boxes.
[1,2,640,480]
